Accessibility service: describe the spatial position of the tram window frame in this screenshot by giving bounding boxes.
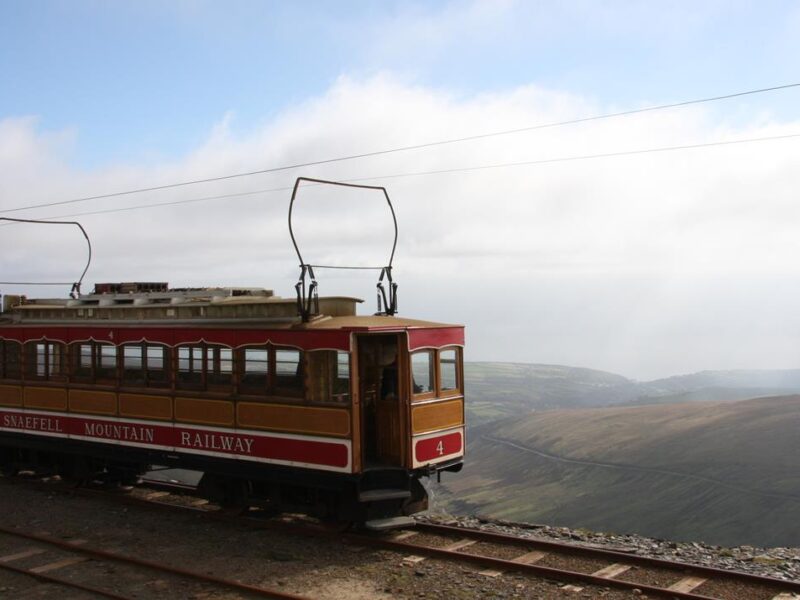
[176,343,234,392]
[122,344,145,386]
[273,347,304,399]
[68,341,117,384]
[238,346,270,395]
[207,345,233,390]
[122,342,170,388]
[95,344,118,383]
[0,340,22,380]
[145,344,169,387]
[22,341,65,382]
[306,350,350,405]
[438,347,462,397]
[70,342,94,382]
[410,350,436,400]
[176,345,205,390]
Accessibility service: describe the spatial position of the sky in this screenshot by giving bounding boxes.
[1,1,800,379]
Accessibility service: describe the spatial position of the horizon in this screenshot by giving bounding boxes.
[463,359,800,384]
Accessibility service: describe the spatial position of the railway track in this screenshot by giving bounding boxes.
[135,478,800,599]
[0,489,309,600]
[3,474,800,600]
[392,522,800,600]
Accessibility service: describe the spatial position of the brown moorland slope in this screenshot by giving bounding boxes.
[439,395,800,547]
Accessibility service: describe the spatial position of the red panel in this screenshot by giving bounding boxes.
[414,431,463,463]
[174,425,349,468]
[113,328,176,345]
[408,327,465,350]
[0,326,351,351]
[0,329,23,343]
[0,411,67,434]
[1,324,464,352]
[0,408,350,470]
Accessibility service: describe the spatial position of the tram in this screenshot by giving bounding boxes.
[0,178,465,529]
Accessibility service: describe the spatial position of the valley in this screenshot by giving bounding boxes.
[442,363,800,547]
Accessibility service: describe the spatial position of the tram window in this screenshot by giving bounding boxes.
[24,341,65,381]
[145,345,169,386]
[411,350,435,395]
[274,348,304,397]
[96,345,117,381]
[0,341,21,379]
[71,343,94,380]
[306,350,350,404]
[240,347,269,393]
[122,344,168,388]
[8,343,21,379]
[440,348,459,392]
[177,346,204,389]
[68,342,114,382]
[23,343,38,378]
[334,352,350,401]
[207,346,233,388]
[123,345,145,385]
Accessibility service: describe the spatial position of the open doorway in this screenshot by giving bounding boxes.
[358,334,403,468]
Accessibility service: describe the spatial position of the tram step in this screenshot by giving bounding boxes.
[358,488,412,502]
[364,516,416,531]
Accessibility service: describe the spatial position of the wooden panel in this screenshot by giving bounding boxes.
[237,403,350,437]
[175,397,234,426]
[119,393,173,421]
[69,389,117,416]
[0,385,22,407]
[376,399,401,463]
[411,398,463,434]
[23,387,67,411]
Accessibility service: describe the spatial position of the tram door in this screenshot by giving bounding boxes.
[358,334,404,467]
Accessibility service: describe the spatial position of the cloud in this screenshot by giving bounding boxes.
[2,75,800,377]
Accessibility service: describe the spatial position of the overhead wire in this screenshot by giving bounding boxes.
[1,82,799,216]
[0,282,73,285]
[8,130,799,224]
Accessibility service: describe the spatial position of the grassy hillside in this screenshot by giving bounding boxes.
[438,395,800,547]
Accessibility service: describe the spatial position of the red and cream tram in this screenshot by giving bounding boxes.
[0,181,465,528]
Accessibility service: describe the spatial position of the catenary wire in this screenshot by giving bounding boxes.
[9,130,799,224]
[1,82,799,216]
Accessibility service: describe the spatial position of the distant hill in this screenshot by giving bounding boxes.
[437,395,800,547]
[464,362,636,422]
[636,369,800,405]
[464,362,800,423]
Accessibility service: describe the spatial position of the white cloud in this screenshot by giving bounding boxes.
[2,76,800,378]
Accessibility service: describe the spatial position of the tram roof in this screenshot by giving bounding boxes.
[303,314,462,331]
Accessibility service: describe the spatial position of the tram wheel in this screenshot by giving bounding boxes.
[0,464,19,478]
[0,449,19,477]
[56,456,95,487]
[199,473,252,512]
